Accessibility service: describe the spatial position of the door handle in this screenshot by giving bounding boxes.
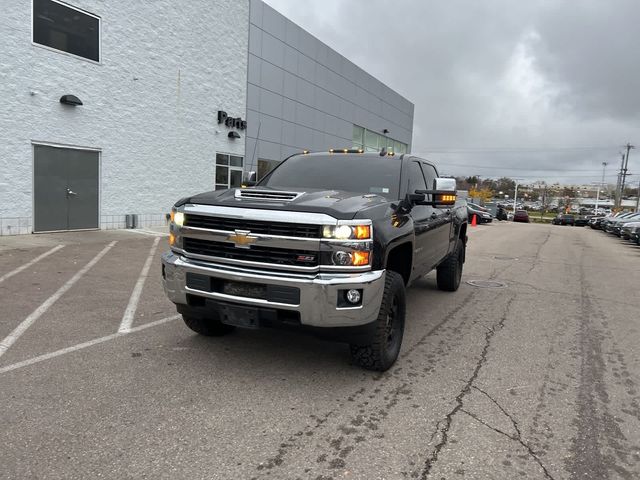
[66,188,78,197]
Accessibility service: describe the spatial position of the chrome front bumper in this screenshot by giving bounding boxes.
[161,251,386,328]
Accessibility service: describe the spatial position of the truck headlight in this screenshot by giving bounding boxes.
[170,211,185,227]
[169,209,184,248]
[322,222,371,240]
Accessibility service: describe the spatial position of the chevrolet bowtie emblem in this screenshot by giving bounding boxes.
[227,230,257,248]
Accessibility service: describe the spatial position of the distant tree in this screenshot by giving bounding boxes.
[469,186,494,203]
[465,176,480,187]
[481,178,498,192]
[455,176,470,190]
[496,177,516,198]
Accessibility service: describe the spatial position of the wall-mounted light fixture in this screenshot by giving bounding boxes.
[228,131,241,139]
[382,128,389,134]
[60,94,83,106]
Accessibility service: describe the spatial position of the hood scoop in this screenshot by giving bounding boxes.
[235,189,304,202]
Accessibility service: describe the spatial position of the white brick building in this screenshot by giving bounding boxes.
[0,0,413,235]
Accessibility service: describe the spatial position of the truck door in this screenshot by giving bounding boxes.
[406,161,440,279]
[422,162,452,264]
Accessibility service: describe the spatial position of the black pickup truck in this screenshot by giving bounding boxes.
[162,150,468,371]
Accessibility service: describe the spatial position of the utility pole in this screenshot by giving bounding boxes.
[616,142,636,207]
[595,162,607,214]
[615,152,625,209]
[620,143,635,203]
[636,179,640,212]
[512,179,523,215]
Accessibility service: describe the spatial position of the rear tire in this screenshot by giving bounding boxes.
[437,240,464,292]
[182,313,235,336]
[349,271,406,372]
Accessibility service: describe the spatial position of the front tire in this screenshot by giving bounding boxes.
[437,240,464,292]
[349,271,406,372]
[182,313,235,336]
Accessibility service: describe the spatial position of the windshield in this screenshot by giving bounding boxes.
[258,154,401,199]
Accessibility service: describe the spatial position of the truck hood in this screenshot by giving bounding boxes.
[185,187,392,220]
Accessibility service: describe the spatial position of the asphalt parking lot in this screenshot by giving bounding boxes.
[1,223,639,479]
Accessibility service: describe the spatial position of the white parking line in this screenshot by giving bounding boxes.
[0,245,65,284]
[0,241,117,359]
[118,237,161,333]
[0,315,180,375]
[121,229,168,237]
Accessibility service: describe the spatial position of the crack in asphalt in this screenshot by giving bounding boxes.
[499,277,640,309]
[526,230,552,274]
[419,295,516,479]
[469,385,556,480]
[252,290,478,477]
[252,259,518,478]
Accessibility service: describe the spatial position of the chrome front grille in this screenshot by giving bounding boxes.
[183,237,318,267]
[178,205,339,272]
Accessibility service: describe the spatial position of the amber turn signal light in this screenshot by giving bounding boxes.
[438,194,456,204]
[354,225,371,240]
[352,251,370,266]
[169,232,176,246]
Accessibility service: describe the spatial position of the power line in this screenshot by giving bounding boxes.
[434,162,612,172]
[415,145,620,154]
[441,172,625,179]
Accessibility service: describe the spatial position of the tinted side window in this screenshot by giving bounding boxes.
[422,163,438,190]
[407,161,427,194]
[33,0,100,62]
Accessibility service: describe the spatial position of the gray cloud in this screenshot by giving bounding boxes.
[264,0,639,185]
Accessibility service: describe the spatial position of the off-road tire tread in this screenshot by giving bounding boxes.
[182,315,235,336]
[437,240,464,292]
[349,271,406,371]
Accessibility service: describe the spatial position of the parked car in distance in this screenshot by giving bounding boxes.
[631,225,640,245]
[575,215,590,227]
[589,216,605,229]
[552,214,575,226]
[607,212,640,236]
[513,210,530,223]
[467,202,493,224]
[621,221,640,240]
[602,212,637,233]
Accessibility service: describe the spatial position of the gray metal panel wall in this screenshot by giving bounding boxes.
[245,0,414,172]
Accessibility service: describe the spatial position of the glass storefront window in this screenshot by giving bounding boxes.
[215,153,244,190]
[353,124,408,155]
[364,129,378,149]
[353,125,364,146]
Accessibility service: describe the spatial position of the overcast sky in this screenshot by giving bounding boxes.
[264,0,639,187]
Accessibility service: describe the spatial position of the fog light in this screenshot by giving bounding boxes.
[346,289,361,304]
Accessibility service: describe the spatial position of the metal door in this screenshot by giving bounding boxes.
[406,160,438,279]
[421,162,452,264]
[34,145,99,232]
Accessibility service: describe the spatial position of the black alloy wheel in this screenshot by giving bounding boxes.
[350,271,406,372]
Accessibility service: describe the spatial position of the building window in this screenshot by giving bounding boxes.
[215,153,243,190]
[258,158,281,181]
[352,125,407,154]
[33,0,100,62]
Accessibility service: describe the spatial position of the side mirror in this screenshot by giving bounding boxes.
[242,170,257,188]
[416,178,457,207]
[408,193,426,205]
